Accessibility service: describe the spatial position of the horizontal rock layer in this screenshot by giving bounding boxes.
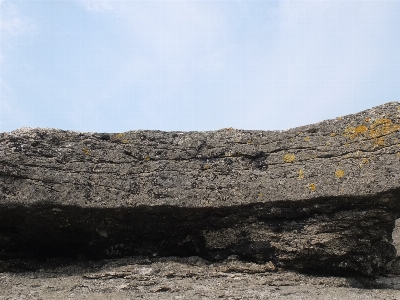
[1,102,400,276]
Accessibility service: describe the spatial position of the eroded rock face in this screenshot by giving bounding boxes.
[1,102,400,276]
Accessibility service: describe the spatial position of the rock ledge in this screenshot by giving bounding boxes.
[1,102,400,276]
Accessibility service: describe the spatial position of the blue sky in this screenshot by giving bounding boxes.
[1,0,400,133]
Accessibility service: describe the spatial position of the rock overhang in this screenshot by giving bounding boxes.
[1,101,400,276]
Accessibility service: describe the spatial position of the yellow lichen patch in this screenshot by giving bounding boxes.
[247,140,252,144]
[304,137,310,141]
[204,164,210,169]
[369,118,400,138]
[330,133,337,137]
[144,155,150,161]
[298,169,304,180]
[365,118,370,123]
[115,133,124,139]
[82,148,90,155]
[283,154,296,163]
[335,169,345,178]
[309,183,316,191]
[121,139,129,143]
[258,193,263,197]
[343,118,400,141]
[370,118,392,128]
[396,153,400,157]
[336,117,343,120]
[356,125,368,134]
[343,125,368,139]
[373,137,385,147]
[359,158,370,168]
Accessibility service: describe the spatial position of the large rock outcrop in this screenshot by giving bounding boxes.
[1,102,400,276]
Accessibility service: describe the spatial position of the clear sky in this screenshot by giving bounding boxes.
[1,0,399,133]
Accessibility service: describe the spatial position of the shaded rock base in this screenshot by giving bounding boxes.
[1,191,398,276]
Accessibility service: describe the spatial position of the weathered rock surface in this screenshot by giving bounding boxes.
[1,102,400,277]
[2,256,400,300]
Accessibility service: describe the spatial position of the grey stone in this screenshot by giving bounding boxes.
[1,102,400,276]
[2,256,400,300]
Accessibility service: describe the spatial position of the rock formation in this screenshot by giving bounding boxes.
[1,102,400,276]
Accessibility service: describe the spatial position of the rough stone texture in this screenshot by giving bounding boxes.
[394,220,400,252]
[1,102,400,278]
[2,256,400,300]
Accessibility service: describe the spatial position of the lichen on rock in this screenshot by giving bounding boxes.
[1,102,400,277]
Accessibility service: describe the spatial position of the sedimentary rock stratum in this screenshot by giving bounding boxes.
[1,102,400,277]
